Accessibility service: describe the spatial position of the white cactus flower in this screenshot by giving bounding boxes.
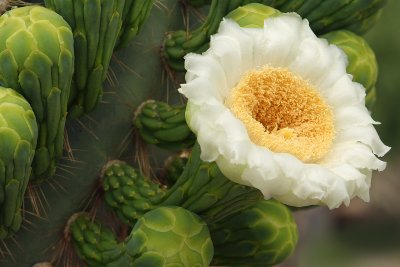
[179,14,390,209]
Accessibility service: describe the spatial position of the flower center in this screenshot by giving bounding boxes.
[225,66,335,163]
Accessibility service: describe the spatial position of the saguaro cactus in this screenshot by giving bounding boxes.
[0,5,74,181]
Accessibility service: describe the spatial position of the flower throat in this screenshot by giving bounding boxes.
[226,66,335,163]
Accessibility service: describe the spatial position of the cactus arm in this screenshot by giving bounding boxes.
[45,0,125,118]
[115,0,155,49]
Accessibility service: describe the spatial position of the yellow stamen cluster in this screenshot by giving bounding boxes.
[226,66,335,163]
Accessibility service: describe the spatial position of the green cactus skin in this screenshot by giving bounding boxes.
[69,213,131,267]
[225,3,281,28]
[101,160,167,225]
[163,151,190,185]
[102,144,263,225]
[126,206,214,267]
[163,0,387,71]
[161,144,263,223]
[0,5,74,181]
[185,0,212,7]
[0,87,38,239]
[133,100,196,151]
[321,30,378,109]
[210,200,298,266]
[44,0,125,118]
[70,207,213,267]
[115,0,155,49]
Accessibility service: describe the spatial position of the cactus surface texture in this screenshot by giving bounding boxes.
[0,5,74,181]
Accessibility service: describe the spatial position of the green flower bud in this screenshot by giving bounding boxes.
[102,144,263,225]
[210,200,298,266]
[133,100,196,151]
[101,160,167,225]
[0,87,38,239]
[0,5,74,181]
[163,151,190,185]
[69,213,129,267]
[226,3,280,28]
[126,206,214,267]
[321,30,378,109]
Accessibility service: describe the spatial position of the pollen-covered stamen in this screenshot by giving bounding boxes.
[226,66,335,163]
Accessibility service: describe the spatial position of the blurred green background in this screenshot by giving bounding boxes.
[283,1,400,266]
